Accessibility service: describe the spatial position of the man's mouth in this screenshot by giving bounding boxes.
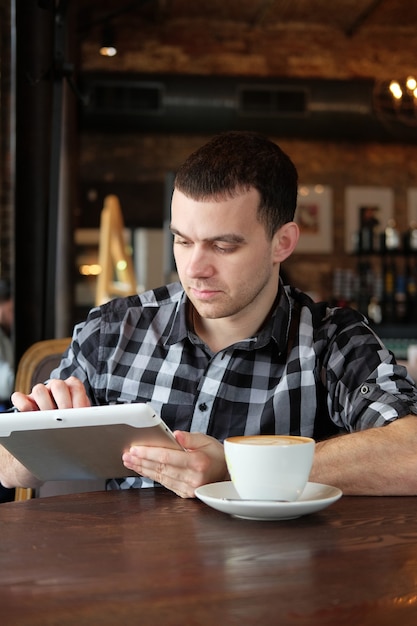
[190,286,221,300]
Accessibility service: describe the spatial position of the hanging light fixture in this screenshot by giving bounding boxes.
[388,80,402,100]
[99,22,117,57]
[374,76,417,128]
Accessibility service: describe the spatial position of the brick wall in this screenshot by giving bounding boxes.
[77,10,417,302]
[78,131,417,300]
[4,4,417,304]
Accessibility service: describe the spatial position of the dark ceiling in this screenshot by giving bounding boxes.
[75,0,417,38]
[64,1,417,141]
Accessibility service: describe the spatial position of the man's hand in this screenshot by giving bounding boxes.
[0,377,91,489]
[11,376,91,412]
[122,430,229,498]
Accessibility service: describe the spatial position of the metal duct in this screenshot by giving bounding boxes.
[79,73,416,142]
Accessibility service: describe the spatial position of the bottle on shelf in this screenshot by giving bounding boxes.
[357,205,380,254]
[406,256,417,323]
[394,274,407,323]
[403,221,417,253]
[351,218,417,326]
[356,261,373,317]
[381,218,400,252]
[357,227,375,253]
[382,255,397,323]
[367,296,382,324]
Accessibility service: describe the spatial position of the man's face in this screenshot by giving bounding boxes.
[170,188,281,322]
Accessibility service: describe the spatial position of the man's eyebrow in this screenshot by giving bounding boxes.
[170,227,245,244]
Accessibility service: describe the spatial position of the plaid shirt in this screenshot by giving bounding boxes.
[52,281,417,488]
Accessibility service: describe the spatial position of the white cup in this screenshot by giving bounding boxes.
[224,435,315,502]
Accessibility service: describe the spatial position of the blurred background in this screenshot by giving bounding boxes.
[1,0,417,365]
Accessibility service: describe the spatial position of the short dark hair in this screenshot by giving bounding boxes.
[174,131,298,239]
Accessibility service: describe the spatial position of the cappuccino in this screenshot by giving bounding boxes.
[224,434,315,501]
[228,435,310,446]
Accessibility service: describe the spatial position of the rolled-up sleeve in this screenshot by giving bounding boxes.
[321,310,417,431]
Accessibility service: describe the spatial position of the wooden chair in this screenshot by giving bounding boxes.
[13,337,71,501]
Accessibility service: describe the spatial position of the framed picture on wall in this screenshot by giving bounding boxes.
[345,186,394,253]
[294,185,333,253]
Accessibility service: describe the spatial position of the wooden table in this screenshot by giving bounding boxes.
[1,488,417,625]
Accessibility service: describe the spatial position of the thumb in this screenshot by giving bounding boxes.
[174,430,214,451]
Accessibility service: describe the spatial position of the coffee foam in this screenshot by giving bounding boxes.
[227,435,310,446]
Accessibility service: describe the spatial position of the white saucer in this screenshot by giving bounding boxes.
[195,481,342,521]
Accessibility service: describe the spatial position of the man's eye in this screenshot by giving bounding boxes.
[214,245,236,253]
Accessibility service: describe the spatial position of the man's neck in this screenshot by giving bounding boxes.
[190,292,279,353]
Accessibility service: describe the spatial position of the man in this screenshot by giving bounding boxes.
[2,131,417,497]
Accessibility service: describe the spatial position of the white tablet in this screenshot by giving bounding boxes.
[0,403,183,482]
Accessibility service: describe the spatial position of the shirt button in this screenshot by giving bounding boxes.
[198,402,208,411]
[360,385,369,394]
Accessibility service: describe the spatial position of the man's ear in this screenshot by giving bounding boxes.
[272,222,300,263]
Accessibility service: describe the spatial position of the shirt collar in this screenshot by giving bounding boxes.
[164,289,190,345]
[164,282,292,353]
[252,282,292,353]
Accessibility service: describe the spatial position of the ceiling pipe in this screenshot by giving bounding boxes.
[79,73,417,143]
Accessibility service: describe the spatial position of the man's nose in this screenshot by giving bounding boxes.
[186,247,213,278]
